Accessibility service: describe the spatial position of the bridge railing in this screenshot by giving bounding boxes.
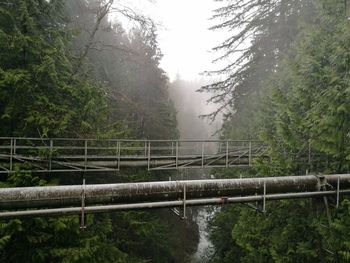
[0,137,269,173]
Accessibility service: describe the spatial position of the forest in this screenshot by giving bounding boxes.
[0,0,349,262]
[205,0,350,262]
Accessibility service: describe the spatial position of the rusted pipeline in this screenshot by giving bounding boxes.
[0,174,349,210]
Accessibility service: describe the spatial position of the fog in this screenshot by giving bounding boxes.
[119,0,227,81]
[169,76,221,140]
[169,76,219,262]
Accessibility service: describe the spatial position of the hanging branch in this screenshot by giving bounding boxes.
[200,0,311,120]
[71,0,114,77]
[70,0,153,80]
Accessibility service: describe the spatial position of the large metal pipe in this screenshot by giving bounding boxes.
[1,189,350,219]
[0,174,349,209]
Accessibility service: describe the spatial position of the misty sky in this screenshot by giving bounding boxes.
[122,0,226,81]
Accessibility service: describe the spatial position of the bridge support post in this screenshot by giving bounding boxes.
[80,179,86,230]
[147,141,151,170]
[226,141,229,167]
[262,181,266,213]
[336,176,340,208]
[49,139,53,171]
[13,138,16,156]
[84,140,88,171]
[175,141,179,169]
[201,142,204,168]
[248,141,252,166]
[117,141,121,171]
[182,184,187,219]
[9,138,13,171]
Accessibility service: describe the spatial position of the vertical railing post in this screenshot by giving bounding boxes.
[308,141,311,174]
[262,181,266,213]
[84,140,88,171]
[9,138,13,171]
[13,138,16,155]
[117,141,121,171]
[175,141,179,169]
[147,141,151,170]
[171,142,174,156]
[49,139,53,171]
[201,141,204,168]
[226,141,229,167]
[144,141,147,156]
[248,141,252,166]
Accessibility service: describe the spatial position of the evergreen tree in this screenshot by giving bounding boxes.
[0,1,182,262]
[0,0,107,138]
[208,0,350,261]
[201,0,314,138]
[260,0,350,174]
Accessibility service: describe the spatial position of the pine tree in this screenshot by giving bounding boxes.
[0,0,107,138]
[208,0,350,261]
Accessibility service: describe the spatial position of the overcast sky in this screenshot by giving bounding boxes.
[122,0,227,81]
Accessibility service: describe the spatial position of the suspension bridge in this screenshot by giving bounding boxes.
[0,137,268,173]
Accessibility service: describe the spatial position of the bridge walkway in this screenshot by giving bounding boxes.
[0,137,268,173]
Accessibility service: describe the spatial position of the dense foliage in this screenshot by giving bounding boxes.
[0,0,196,262]
[1,0,349,261]
[207,0,350,262]
[0,0,106,138]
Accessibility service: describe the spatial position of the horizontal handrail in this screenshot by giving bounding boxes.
[0,137,264,143]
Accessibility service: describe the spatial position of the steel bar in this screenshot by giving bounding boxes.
[0,174,349,210]
[226,141,229,167]
[13,138,16,155]
[84,140,87,170]
[337,176,340,208]
[175,141,179,168]
[0,137,264,143]
[80,179,86,229]
[49,139,53,171]
[183,184,187,219]
[201,142,204,168]
[249,141,252,166]
[263,181,266,212]
[117,141,121,171]
[147,141,150,170]
[9,138,13,171]
[1,189,350,219]
[0,168,119,174]
[203,153,226,167]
